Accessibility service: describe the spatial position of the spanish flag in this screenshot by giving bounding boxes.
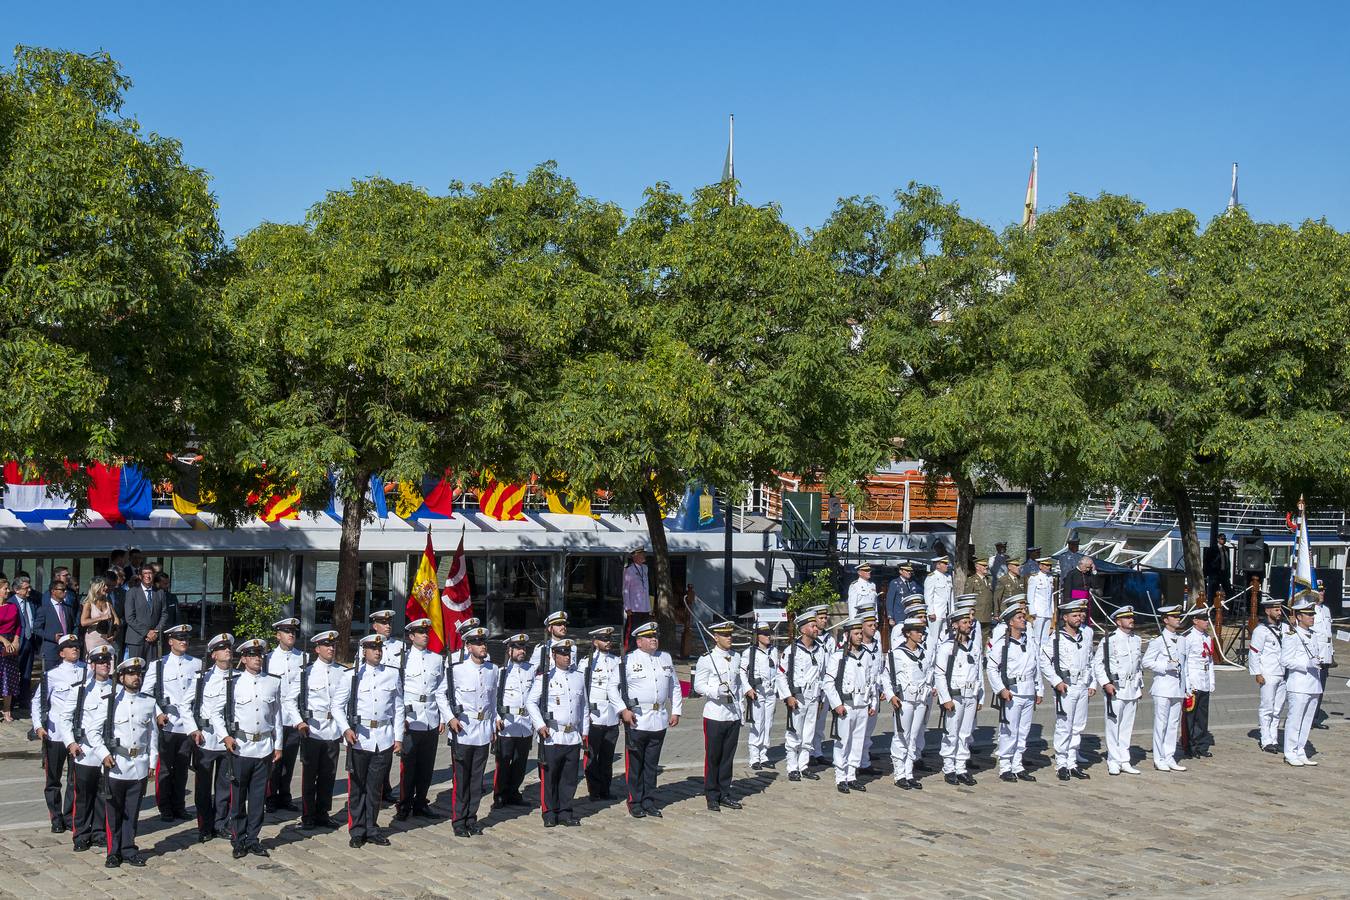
[406,532,446,653]
[479,475,526,521]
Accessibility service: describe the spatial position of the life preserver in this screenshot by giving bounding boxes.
[1286,513,1296,533]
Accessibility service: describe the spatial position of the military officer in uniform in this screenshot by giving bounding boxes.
[367,609,403,804]
[86,657,158,868]
[1144,604,1188,772]
[883,617,931,789]
[935,609,983,785]
[192,633,235,841]
[987,602,1042,783]
[924,555,954,627]
[846,562,877,619]
[582,626,622,800]
[777,612,826,782]
[1248,596,1287,753]
[217,638,283,858]
[884,562,919,626]
[446,626,499,837]
[340,633,403,847]
[1093,605,1143,775]
[530,611,577,669]
[396,618,449,820]
[615,620,682,818]
[284,629,347,829]
[1040,597,1095,780]
[528,639,588,826]
[824,618,878,793]
[448,618,481,664]
[33,632,83,832]
[970,560,995,631]
[993,558,1024,614]
[694,621,747,810]
[1281,593,1332,766]
[264,617,305,812]
[739,622,779,770]
[1026,557,1056,654]
[144,623,199,821]
[1181,606,1216,758]
[492,633,536,808]
[61,644,114,852]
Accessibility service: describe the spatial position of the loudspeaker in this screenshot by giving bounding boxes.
[1237,535,1266,574]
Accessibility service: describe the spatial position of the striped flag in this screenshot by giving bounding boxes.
[478,475,526,521]
[1289,495,1314,600]
[441,530,473,652]
[406,532,446,653]
[2,461,73,521]
[1021,146,1038,231]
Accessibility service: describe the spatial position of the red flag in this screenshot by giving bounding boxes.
[441,530,473,651]
[407,532,445,653]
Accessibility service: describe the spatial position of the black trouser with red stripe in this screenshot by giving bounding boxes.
[584,724,618,799]
[192,746,231,837]
[103,775,144,860]
[703,718,740,801]
[539,743,580,825]
[155,731,192,817]
[347,746,392,841]
[266,725,302,808]
[230,755,271,849]
[625,727,666,811]
[493,735,531,804]
[71,762,103,846]
[42,737,73,828]
[300,735,339,825]
[398,728,439,813]
[450,742,489,828]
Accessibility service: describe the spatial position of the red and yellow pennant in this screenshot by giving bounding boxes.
[478,474,526,521]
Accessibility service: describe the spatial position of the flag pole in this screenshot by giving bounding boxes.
[724,113,736,205]
[1227,162,1239,213]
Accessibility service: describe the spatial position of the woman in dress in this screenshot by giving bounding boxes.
[80,577,119,654]
[0,577,21,723]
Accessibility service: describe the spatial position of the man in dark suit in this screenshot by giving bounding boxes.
[12,576,42,711]
[30,580,78,669]
[1203,533,1233,601]
[122,564,166,661]
[154,572,180,629]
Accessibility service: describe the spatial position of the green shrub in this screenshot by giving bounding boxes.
[231,583,286,643]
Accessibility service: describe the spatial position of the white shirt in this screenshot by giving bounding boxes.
[1144,631,1187,699]
[934,637,984,704]
[195,666,234,751]
[739,643,780,703]
[337,661,405,752]
[987,633,1043,698]
[446,658,500,746]
[847,578,878,618]
[694,648,746,722]
[1281,626,1332,694]
[583,652,622,727]
[1040,627,1095,690]
[1093,630,1144,701]
[1026,571,1055,620]
[85,686,159,780]
[776,639,826,702]
[400,646,451,730]
[265,646,306,726]
[528,665,589,745]
[211,669,284,758]
[1247,621,1286,681]
[823,647,878,710]
[882,643,933,702]
[496,660,538,737]
[282,657,349,742]
[63,677,113,768]
[614,648,682,731]
[924,570,954,624]
[1183,629,1216,693]
[35,659,87,744]
[144,652,201,734]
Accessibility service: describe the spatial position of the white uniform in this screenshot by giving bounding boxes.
[1281,625,1332,764]
[1183,630,1216,693]
[400,646,451,732]
[1247,620,1287,748]
[527,665,589,745]
[36,660,88,745]
[583,653,621,727]
[195,666,233,752]
[63,677,114,771]
[614,648,683,730]
[847,578,878,619]
[378,637,406,672]
[264,647,305,726]
[860,636,883,767]
[144,652,201,735]
[934,636,983,775]
[529,639,578,671]
[987,631,1042,775]
[924,570,954,627]
[694,648,745,722]
[1093,629,1143,770]
[823,645,878,784]
[282,658,350,741]
[1040,626,1095,771]
[1144,630,1187,769]
[1025,571,1055,652]
[882,643,932,781]
[495,660,537,738]
[87,686,160,780]
[776,639,827,774]
[213,670,284,758]
[446,659,500,746]
[336,662,405,752]
[739,643,779,766]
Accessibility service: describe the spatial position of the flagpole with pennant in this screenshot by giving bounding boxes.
[1021,146,1038,231]
[1227,162,1239,213]
[722,113,735,205]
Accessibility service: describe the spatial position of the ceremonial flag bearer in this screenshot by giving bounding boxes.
[694,621,747,810]
[1281,593,1332,766]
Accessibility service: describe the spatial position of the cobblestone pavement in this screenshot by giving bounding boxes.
[0,670,1345,898]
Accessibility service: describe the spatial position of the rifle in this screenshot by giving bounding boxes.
[1102,632,1117,721]
[1051,631,1066,717]
[536,661,555,765]
[346,663,360,776]
[98,683,119,802]
[829,651,847,742]
[938,640,958,732]
[887,647,903,737]
[297,656,310,730]
[224,668,239,786]
[744,643,761,725]
[398,647,412,760]
[783,642,798,737]
[444,658,463,751]
[153,656,168,758]
[995,637,1011,726]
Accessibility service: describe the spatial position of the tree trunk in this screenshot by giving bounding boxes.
[639,484,678,649]
[333,471,370,664]
[952,470,976,596]
[1165,482,1204,605]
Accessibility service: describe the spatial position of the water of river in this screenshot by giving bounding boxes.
[971,498,1070,560]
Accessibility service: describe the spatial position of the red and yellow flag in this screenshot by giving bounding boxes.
[478,475,526,521]
[406,532,445,653]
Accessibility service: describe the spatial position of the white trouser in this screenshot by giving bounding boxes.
[1284,691,1318,762]
[940,697,978,773]
[1152,696,1182,766]
[811,703,825,758]
[745,697,776,765]
[915,690,934,757]
[832,706,871,783]
[1030,618,1051,657]
[862,705,879,765]
[1052,684,1091,769]
[1257,678,1287,748]
[785,698,823,772]
[996,694,1037,773]
[889,699,928,779]
[1103,697,1138,767]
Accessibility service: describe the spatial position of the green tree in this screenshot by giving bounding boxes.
[529,183,854,642]
[0,46,227,489]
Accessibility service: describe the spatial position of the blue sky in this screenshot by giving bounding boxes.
[9,2,1349,241]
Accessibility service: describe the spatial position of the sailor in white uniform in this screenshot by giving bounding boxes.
[1247,597,1287,753]
[33,632,84,833]
[739,622,780,770]
[216,638,283,859]
[1143,604,1188,772]
[528,639,589,827]
[1282,593,1333,766]
[284,629,348,830]
[395,618,450,820]
[86,657,159,868]
[339,633,403,847]
[145,623,199,821]
[263,617,304,812]
[1093,605,1144,775]
[1040,597,1096,780]
[493,633,536,808]
[694,621,747,810]
[614,620,683,818]
[883,617,932,789]
[987,602,1042,782]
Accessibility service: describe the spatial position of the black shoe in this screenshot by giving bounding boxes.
[643,807,662,818]
[367,832,391,846]
[788,771,801,782]
[958,773,976,786]
[50,822,65,834]
[1195,750,1213,758]
[508,796,531,808]
[453,826,471,837]
[915,760,933,772]
[277,800,298,811]
[467,824,485,835]
[908,778,923,790]
[1057,768,1070,781]
[721,798,743,809]
[1070,768,1090,780]
[176,811,194,821]
[298,820,316,831]
[394,807,411,821]
[762,761,776,769]
[413,805,443,819]
[232,845,248,859]
[1262,744,1281,754]
[544,817,559,827]
[1000,771,1017,783]
[215,827,232,840]
[751,762,762,770]
[248,845,269,857]
[105,854,121,869]
[349,837,365,848]
[562,816,581,827]
[1016,771,1037,782]
[381,791,397,803]
[837,783,850,794]
[706,800,721,812]
[314,816,340,829]
[858,766,880,776]
[943,773,959,786]
[896,779,912,790]
[801,771,820,781]
[197,831,214,844]
[160,813,176,823]
[74,840,91,852]
[125,852,148,867]
[628,807,646,819]
[849,781,866,793]
[812,756,829,767]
